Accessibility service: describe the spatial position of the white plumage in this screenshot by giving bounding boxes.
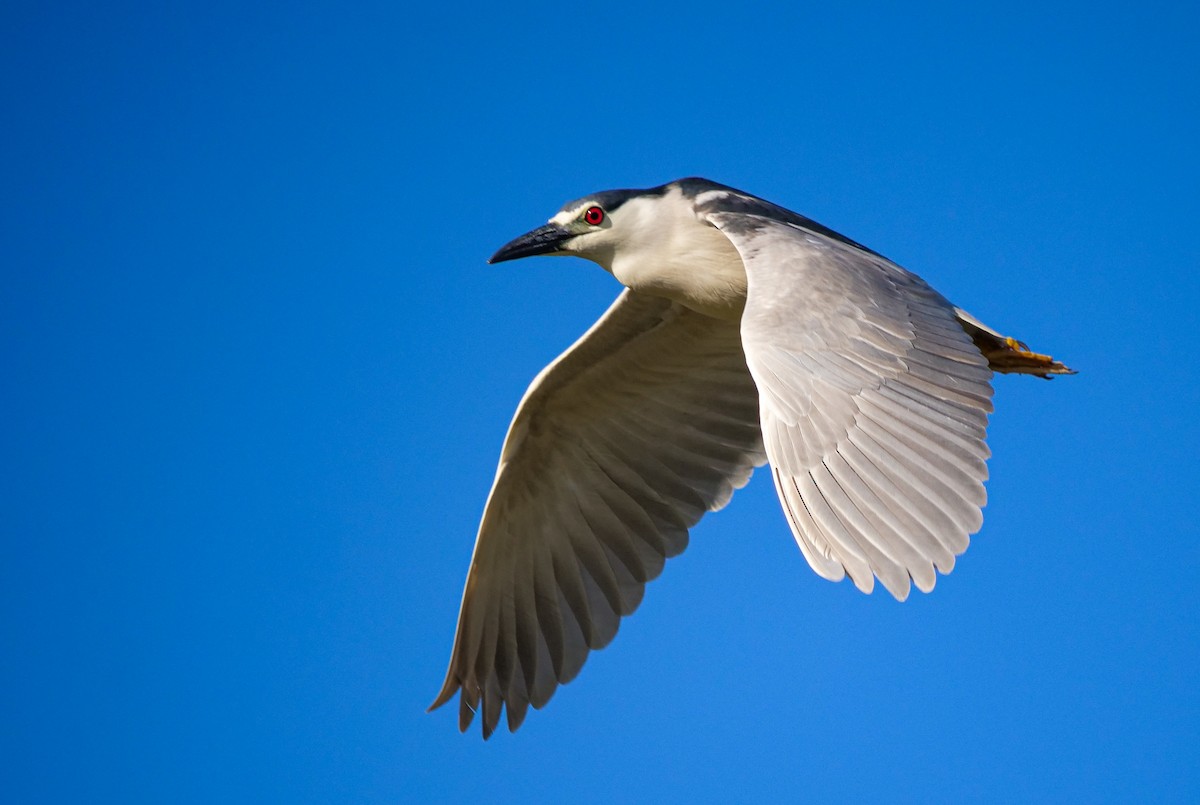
[430,178,1072,737]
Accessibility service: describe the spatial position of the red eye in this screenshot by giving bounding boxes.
[583,206,605,225]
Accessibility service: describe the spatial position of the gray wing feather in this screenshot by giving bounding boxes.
[431,289,765,737]
[707,212,993,601]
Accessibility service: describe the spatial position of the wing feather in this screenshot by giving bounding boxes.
[707,211,994,599]
[430,289,765,736]
[772,469,846,582]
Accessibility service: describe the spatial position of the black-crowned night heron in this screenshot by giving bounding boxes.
[430,178,1073,737]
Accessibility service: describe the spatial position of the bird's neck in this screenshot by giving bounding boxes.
[603,196,748,320]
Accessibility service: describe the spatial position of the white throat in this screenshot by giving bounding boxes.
[594,188,748,320]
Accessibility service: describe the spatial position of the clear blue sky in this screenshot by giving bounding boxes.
[3,1,1198,802]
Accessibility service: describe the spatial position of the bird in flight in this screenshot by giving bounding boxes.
[430,178,1072,738]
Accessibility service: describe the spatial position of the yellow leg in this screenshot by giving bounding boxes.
[1004,336,1054,361]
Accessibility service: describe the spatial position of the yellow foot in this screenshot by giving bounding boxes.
[999,336,1075,376]
[1004,336,1052,361]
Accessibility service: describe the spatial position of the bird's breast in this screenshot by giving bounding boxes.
[611,224,748,320]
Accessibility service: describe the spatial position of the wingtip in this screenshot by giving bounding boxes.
[887,578,912,602]
[428,676,461,714]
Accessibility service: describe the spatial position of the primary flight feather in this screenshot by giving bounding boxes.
[430,178,1072,738]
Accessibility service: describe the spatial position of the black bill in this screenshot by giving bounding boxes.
[488,223,572,264]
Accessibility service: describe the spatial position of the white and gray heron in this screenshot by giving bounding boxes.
[430,178,1072,737]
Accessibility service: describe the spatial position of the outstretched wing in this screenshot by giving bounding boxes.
[706,211,994,601]
[431,289,765,737]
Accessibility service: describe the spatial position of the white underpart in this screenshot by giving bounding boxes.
[563,187,748,320]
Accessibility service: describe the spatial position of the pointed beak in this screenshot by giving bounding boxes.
[488,223,572,264]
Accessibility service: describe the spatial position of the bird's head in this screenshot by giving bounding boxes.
[487,179,751,318]
[488,187,660,269]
